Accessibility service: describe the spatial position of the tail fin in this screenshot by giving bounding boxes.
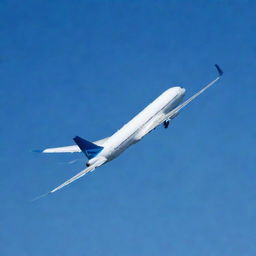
[73,136,103,159]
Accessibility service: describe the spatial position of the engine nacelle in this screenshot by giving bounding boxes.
[163,120,170,128]
[163,112,179,128]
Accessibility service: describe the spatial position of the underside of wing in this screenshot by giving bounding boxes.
[50,165,95,193]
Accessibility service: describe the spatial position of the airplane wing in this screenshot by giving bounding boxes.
[50,165,94,193]
[50,157,107,193]
[33,137,110,154]
[167,64,223,119]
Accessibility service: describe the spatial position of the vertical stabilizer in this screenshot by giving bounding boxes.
[73,136,103,159]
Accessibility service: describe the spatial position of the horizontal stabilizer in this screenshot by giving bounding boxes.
[73,136,103,159]
[33,145,81,153]
[33,137,109,154]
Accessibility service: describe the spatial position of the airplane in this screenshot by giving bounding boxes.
[34,65,223,195]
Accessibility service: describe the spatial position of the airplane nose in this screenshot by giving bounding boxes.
[180,87,186,95]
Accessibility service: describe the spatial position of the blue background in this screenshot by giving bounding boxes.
[1,1,255,255]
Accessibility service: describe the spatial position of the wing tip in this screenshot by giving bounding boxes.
[214,64,224,76]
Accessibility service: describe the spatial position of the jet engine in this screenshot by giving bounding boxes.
[163,112,179,128]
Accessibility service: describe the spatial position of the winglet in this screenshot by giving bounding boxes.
[215,64,223,76]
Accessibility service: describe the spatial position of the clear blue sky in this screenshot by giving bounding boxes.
[1,1,255,255]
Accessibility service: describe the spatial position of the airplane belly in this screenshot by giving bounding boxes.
[104,136,138,161]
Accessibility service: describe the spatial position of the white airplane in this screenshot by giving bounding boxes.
[35,65,223,194]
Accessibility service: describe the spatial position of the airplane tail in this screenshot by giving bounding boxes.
[73,136,103,159]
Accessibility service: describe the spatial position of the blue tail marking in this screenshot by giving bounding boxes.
[73,136,103,159]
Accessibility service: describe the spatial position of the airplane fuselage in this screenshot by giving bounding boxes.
[35,65,223,194]
[87,86,186,166]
